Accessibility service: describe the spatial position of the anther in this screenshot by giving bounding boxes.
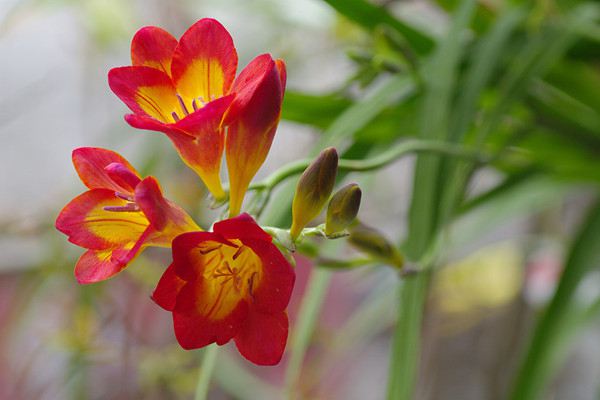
[247,272,257,301]
[115,192,133,201]
[176,94,190,116]
[232,246,246,260]
[199,244,222,255]
[171,111,180,122]
[192,99,199,111]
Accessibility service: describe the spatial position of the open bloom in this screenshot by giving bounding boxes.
[152,213,295,365]
[109,18,286,206]
[56,147,199,283]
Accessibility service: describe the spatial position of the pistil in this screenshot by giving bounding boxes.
[104,202,140,212]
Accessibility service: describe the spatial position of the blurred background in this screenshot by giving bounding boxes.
[1,0,599,399]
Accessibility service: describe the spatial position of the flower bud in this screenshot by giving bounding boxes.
[290,148,338,240]
[349,224,404,268]
[325,184,362,237]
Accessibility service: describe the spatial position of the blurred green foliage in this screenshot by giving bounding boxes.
[280,0,600,399]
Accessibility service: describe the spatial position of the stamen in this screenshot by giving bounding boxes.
[210,94,216,101]
[232,246,246,260]
[192,99,199,111]
[115,192,133,201]
[198,97,206,106]
[171,111,180,122]
[176,94,189,116]
[214,263,234,278]
[199,244,222,255]
[103,202,140,212]
[247,272,258,301]
[224,261,233,274]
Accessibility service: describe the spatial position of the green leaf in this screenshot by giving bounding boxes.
[282,91,352,129]
[437,7,526,224]
[315,75,415,152]
[320,0,434,55]
[405,0,477,257]
[390,2,478,400]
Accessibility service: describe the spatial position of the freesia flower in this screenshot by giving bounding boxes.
[56,147,200,283]
[108,18,286,207]
[152,213,295,365]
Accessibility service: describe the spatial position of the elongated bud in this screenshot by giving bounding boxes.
[325,184,362,237]
[349,224,404,269]
[290,148,338,240]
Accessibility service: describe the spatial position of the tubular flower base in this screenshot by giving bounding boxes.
[225,55,286,216]
[55,147,200,283]
[152,213,295,366]
[109,18,286,204]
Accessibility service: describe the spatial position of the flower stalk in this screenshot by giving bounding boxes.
[194,345,219,400]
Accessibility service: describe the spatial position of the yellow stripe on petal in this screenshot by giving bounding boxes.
[85,198,150,246]
[175,59,225,110]
[136,85,180,123]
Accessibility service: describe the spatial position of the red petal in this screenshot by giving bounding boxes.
[124,113,184,134]
[134,176,169,230]
[225,55,284,216]
[243,238,295,313]
[56,189,149,249]
[74,230,148,284]
[173,94,233,138]
[171,18,238,106]
[72,147,140,193]
[172,299,248,349]
[234,310,288,365]
[152,263,185,311]
[213,213,272,242]
[105,162,142,192]
[131,26,177,77]
[108,66,179,123]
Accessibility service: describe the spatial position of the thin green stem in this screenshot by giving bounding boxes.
[250,139,487,192]
[284,268,333,399]
[194,345,219,400]
[315,256,374,269]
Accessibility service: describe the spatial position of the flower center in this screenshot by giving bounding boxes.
[199,240,261,301]
[170,93,216,122]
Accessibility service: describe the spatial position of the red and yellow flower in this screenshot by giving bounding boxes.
[56,147,199,283]
[152,213,295,365]
[108,18,286,208]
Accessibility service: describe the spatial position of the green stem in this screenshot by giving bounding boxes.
[250,140,487,192]
[194,345,219,400]
[284,268,333,398]
[386,271,430,400]
[315,257,374,270]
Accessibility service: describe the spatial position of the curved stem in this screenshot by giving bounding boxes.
[250,140,487,192]
[194,345,219,400]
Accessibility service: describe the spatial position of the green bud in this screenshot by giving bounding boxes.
[348,224,404,269]
[325,184,362,237]
[290,148,338,240]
